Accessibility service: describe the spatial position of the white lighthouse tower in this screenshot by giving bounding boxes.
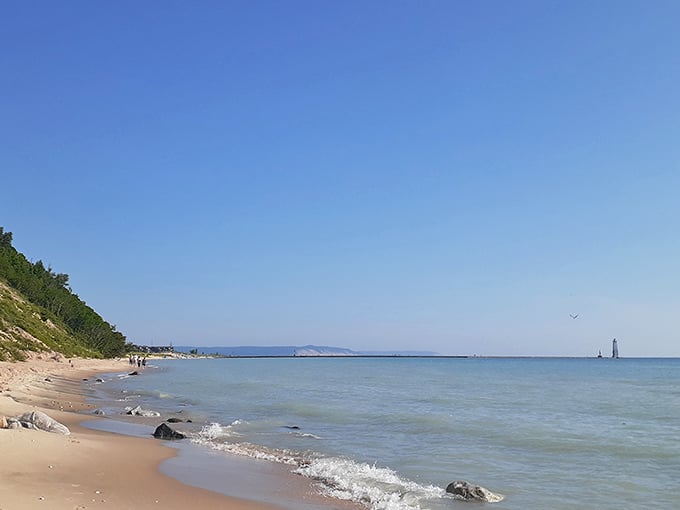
[612,338,619,359]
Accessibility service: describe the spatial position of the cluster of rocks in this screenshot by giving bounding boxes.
[109,401,190,441]
[150,416,194,440]
[112,405,189,441]
[0,410,70,435]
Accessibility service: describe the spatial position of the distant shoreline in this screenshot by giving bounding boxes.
[167,354,675,360]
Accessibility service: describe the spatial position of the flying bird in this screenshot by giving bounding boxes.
[570,314,579,319]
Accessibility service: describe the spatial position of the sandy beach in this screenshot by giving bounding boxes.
[0,355,354,510]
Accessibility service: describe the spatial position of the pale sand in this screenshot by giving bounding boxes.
[0,355,361,510]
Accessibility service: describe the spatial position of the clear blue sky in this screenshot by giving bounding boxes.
[2,1,679,356]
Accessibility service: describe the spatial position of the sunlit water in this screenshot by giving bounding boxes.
[90,357,680,510]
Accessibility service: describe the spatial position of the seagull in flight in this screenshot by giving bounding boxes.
[570,314,579,319]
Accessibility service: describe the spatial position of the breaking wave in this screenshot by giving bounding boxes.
[296,457,445,510]
[190,421,446,510]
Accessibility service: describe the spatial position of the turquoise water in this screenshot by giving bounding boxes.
[92,357,680,509]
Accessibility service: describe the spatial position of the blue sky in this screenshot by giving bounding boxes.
[2,1,679,356]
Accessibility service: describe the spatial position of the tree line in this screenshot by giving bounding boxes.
[0,227,126,357]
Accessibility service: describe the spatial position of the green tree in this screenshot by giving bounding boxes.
[0,227,127,357]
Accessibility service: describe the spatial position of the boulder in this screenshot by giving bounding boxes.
[445,480,503,503]
[153,423,185,440]
[126,405,160,417]
[166,417,183,423]
[9,411,70,435]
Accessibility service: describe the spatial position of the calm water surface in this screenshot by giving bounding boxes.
[91,357,680,510]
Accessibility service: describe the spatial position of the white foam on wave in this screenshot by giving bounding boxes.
[293,431,322,439]
[117,394,142,401]
[191,436,303,465]
[190,423,444,509]
[197,422,238,440]
[295,457,445,510]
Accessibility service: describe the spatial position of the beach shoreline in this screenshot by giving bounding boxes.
[0,354,361,510]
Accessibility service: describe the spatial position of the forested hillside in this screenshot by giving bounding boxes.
[0,227,126,361]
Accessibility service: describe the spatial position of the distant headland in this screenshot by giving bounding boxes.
[172,345,440,357]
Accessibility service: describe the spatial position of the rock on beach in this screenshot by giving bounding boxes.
[153,423,185,440]
[2,410,70,435]
[446,480,504,503]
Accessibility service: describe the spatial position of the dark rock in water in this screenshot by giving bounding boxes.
[446,480,503,503]
[186,419,192,423]
[166,417,183,423]
[284,425,301,430]
[93,409,106,415]
[96,378,104,383]
[153,423,185,440]
[129,371,139,376]
[82,378,88,381]
[44,377,52,382]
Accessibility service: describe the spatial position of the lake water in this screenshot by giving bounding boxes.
[87,357,680,510]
